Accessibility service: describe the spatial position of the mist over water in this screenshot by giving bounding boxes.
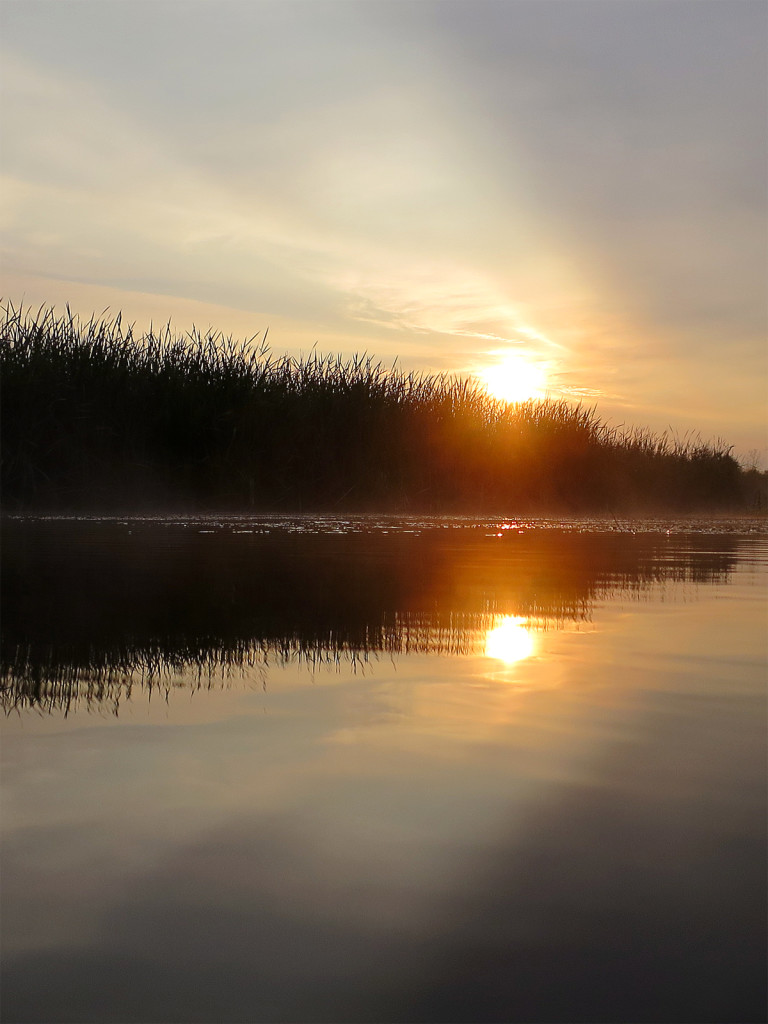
[2,516,766,1022]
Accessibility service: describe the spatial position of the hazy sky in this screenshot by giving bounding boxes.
[2,0,766,459]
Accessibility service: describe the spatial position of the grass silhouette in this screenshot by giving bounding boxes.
[0,302,747,512]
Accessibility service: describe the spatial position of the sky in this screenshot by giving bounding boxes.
[2,0,766,462]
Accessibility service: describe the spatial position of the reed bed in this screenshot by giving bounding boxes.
[0,302,744,512]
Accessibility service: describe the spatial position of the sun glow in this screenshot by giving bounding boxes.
[481,353,547,404]
[484,616,535,665]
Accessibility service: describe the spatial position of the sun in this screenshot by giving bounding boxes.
[481,353,547,404]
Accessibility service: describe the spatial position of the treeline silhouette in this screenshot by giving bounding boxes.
[0,303,746,512]
[1,518,741,712]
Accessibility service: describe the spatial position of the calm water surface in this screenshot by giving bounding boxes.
[2,516,766,1023]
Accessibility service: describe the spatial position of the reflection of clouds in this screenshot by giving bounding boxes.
[484,616,535,665]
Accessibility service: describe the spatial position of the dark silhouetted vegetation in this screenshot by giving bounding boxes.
[0,302,749,513]
[739,468,768,511]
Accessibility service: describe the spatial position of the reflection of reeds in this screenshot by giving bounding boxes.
[0,614,495,714]
[1,302,745,512]
[1,522,743,713]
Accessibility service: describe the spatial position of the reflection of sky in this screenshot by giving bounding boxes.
[2,1,766,459]
[2,565,766,1021]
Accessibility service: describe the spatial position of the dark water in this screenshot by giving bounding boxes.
[2,516,766,1023]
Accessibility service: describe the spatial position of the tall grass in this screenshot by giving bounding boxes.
[0,302,744,512]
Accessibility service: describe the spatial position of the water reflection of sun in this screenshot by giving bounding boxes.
[485,616,535,664]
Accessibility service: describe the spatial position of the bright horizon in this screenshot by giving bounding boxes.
[2,0,766,464]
